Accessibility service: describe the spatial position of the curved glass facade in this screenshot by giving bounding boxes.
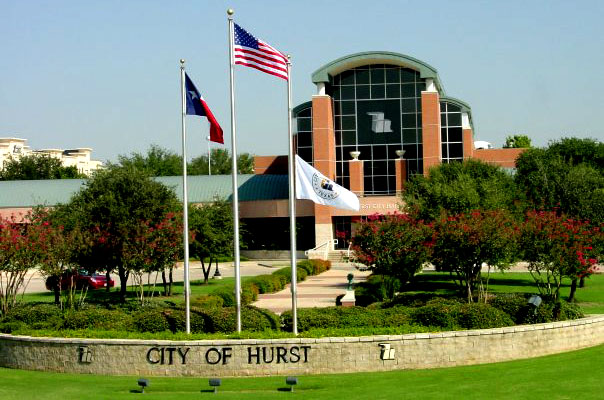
[293,104,313,165]
[329,64,425,195]
[440,102,464,163]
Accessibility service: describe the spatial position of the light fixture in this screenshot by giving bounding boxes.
[137,378,149,394]
[349,151,361,160]
[286,376,298,392]
[395,149,406,159]
[209,378,222,393]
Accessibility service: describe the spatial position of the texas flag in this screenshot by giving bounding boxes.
[184,73,224,144]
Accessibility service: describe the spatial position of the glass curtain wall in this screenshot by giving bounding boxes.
[329,64,425,195]
[440,102,464,163]
[293,105,313,165]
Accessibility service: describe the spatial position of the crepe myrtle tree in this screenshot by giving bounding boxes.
[351,212,434,298]
[520,211,602,302]
[431,210,519,302]
[0,214,48,315]
[121,213,183,303]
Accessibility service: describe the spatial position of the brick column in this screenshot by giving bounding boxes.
[421,90,441,174]
[394,158,407,193]
[463,128,474,160]
[348,159,364,196]
[312,95,336,250]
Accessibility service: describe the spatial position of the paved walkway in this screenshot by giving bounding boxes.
[252,264,371,314]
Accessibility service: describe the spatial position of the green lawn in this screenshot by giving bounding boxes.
[1,344,604,399]
[21,277,250,305]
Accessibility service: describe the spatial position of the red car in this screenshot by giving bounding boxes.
[45,270,115,291]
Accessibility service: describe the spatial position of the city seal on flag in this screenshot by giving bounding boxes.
[311,173,340,200]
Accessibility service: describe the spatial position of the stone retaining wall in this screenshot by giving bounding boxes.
[1,316,603,377]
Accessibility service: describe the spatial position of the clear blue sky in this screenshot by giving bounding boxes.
[1,0,603,163]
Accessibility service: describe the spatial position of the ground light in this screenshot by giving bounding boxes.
[137,378,149,394]
[286,376,298,392]
[209,378,221,393]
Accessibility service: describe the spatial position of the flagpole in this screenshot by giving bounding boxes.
[285,57,298,335]
[179,59,191,334]
[227,8,242,333]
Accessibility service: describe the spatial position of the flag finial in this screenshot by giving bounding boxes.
[227,8,234,16]
[180,59,185,65]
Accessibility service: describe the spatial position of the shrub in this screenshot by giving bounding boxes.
[249,275,285,294]
[297,260,315,275]
[281,306,413,332]
[0,321,26,333]
[211,288,236,307]
[191,295,224,309]
[455,303,514,329]
[2,303,63,330]
[557,301,584,320]
[241,283,259,305]
[132,309,169,333]
[410,298,461,329]
[62,307,133,331]
[489,293,529,324]
[162,309,206,333]
[203,306,280,333]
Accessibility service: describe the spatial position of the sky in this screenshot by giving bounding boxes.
[1,0,603,163]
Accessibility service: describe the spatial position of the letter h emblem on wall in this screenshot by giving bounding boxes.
[379,343,395,360]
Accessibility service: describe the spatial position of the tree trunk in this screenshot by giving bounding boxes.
[579,276,586,288]
[53,285,60,306]
[118,266,128,303]
[168,267,173,296]
[568,278,578,302]
[105,270,111,292]
[201,258,211,284]
[161,270,168,296]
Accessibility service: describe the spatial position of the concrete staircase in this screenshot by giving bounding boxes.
[327,250,350,263]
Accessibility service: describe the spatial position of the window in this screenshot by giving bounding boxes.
[440,102,464,163]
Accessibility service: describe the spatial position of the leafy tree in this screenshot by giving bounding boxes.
[515,138,604,224]
[52,165,180,302]
[114,144,182,176]
[520,211,602,302]
[189,149,254,175]
[351,213,433,298]
[402,159,518,221]
[504,134,532,148]
[0,154,84,180]
[431,210,518,302]
[189,201,234,283]
[0,214,48,315]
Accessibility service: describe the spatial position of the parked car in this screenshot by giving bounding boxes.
[45,270,114,291]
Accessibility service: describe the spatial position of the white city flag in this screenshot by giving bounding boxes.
[295,155,360,211]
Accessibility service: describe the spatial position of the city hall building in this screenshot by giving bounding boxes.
[0,51,522,259]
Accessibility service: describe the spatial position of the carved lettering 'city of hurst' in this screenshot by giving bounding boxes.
[247,346,311,364]
[146,347,190,365]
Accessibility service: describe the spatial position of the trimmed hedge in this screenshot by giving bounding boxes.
[202,306,281,333]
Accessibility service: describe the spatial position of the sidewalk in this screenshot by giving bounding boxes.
[252,264,371,314]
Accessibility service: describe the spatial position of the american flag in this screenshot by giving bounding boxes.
[233,23,289,81]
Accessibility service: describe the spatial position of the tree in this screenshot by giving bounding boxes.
[515,138,604,224]
[431,210,518,302]
[114,144,182,176]
[520,211,601,302]
[0,215,47,315]
[402,159,518,221]
[188,149,254,175]
[0,154,84,180]
[351,213,433,298]
[53,165,181,302]
[504,135,532,148]
[189,201,234,283]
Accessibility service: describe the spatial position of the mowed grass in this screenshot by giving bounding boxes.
[410,271,604,313]
[20,276,254,305]
[1,344,604,399]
